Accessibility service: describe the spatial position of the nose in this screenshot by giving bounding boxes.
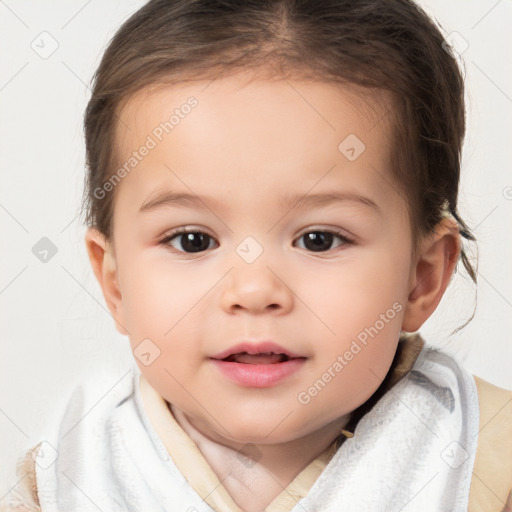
[220,255,294,315]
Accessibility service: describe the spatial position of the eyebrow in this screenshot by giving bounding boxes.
[139,190,380,214]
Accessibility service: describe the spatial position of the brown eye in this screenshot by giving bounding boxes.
[295,230,352,253]
[161,230,217,253]
[160,228,353,255]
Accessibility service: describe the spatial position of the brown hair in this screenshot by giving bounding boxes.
[81,0,477,319]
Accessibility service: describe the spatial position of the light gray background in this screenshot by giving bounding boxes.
[1,0,511,500]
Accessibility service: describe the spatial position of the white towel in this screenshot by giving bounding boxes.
[32,343,479,512]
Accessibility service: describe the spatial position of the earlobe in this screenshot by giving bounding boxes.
[84,227,128,336]
[401,218,461,333]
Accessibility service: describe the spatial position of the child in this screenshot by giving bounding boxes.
[4,0,512,511]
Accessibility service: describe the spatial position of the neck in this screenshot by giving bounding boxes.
[169,403,350,512]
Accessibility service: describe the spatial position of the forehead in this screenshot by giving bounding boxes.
[112,72,396,215]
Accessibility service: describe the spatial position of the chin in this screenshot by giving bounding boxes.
[228,431,295,447]
[223,418,307,446]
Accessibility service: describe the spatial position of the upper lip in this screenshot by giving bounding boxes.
[210,341,305,360]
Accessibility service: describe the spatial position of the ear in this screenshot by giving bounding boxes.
[401,217,461,333]
[84,227,128,336]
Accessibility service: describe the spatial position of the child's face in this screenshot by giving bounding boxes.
[101,73,419,445]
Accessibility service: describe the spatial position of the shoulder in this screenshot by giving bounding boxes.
[0,443,42,512]
[1,366,141,512]
[47,365,140,454]
[469,375,512,512]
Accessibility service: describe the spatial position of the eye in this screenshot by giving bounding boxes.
[294,229,353,253]
[159,227,353,255]
[159,228,218,254]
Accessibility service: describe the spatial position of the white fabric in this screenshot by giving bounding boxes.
[33,344,479,512]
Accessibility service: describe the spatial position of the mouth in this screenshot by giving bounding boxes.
[210,340,306,362]
[209,341,307,387]
[219,352,294,364]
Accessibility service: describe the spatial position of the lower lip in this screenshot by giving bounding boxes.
[210,358,306,388]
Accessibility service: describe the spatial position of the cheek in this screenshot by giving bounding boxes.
[120,260,203,392]
[309,248,409,328]
[310,338,399,428]
[303,253,407,407]
[118,252,207,336]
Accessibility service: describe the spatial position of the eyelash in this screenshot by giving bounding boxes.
[158,227,355,255]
